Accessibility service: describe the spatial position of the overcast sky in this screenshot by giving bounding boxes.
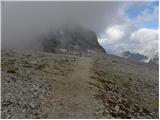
[2,1,159,56]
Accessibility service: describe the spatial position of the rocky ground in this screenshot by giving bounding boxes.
[89,55,159,118]
[1,49,159,118]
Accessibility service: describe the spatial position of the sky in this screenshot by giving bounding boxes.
[1,1,159,56]
[98,1,159,56]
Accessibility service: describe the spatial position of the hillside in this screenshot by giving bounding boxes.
[1,49,159,119]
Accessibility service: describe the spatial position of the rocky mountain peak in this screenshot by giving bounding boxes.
[42,25,106,53]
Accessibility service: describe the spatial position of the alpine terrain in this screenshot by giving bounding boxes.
[1,27,159,119]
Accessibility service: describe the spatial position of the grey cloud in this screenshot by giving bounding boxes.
[2,1,124,49]
[2,1,158,57]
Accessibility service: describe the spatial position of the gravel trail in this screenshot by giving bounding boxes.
[48,57,101,118]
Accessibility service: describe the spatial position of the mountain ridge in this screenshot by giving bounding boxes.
[120,51,159,64]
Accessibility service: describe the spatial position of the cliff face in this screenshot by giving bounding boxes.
[42,26,106,53]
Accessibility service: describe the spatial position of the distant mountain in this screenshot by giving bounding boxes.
[135,48,158,60]
[120,51,148,62]
[42,25,106,53]
[148,52,159,64]
[120,51,159,64]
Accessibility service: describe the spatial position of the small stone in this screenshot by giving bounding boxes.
[7,69,16,74]
[115,105,120,112]
[30,103,35,109]
[2,101,13,106]
[117,110,126,118]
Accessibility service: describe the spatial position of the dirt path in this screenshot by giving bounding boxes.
[48,57,101,118]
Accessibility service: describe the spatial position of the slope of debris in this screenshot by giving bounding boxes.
[89,54,159,118]
[1,49,159,119]
[1,49,77,118]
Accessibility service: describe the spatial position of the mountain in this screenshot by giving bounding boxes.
[152,53,159,63]
[120,51,159,64]
[134,48,159,64]
[42,25,106,53]
[135,48,158,60]
[148,53,159,64]
[120,51,148,62]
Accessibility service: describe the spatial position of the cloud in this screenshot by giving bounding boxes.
[105,25,125,42]
[130,28,158,43]
[99,27,159,55]
[2,1,159,57]
[2,1,124,49]
[133,5,159,27]
[98,1,159,56]
[130,28,159,56]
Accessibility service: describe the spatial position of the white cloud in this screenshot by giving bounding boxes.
[130,28,158,56]
[105,25,125,42]
[130,28,158,43]
[98,38,108,46]
[99,26,159,56]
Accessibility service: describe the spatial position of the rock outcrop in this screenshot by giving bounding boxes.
[42,25,106,53]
